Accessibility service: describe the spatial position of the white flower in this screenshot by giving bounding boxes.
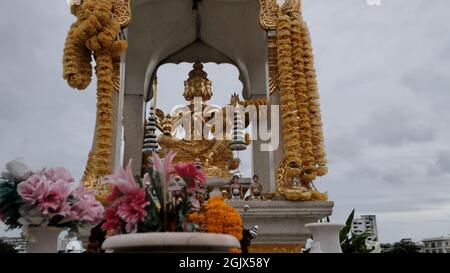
[18,204,49,227]
[5,158,32,182]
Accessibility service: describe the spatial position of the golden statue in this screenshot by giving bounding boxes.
[146,62,241,178]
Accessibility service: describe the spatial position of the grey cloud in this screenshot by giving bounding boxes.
[326,130,364,163]
[401,70,450,103]
[359,107,436,147]
[427,150,450,176]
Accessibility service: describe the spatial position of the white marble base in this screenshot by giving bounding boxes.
[102,232,240,253]
[228,200,334,245]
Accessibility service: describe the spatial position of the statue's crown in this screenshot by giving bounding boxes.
[183,61,213,102]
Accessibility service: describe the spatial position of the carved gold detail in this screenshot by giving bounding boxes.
[112,0,132,27]
[81,153,113,205]
[281,0,301,15]
[183,62,212,102]
[268,35,278,94]
[113,59,121,92]
[259,0,279,30]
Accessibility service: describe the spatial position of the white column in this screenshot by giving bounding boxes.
[123,93,145,176]
[268,90,284,192]
[113,52,126,171]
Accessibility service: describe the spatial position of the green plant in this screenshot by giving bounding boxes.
[0,177,22,230]
[339,209,375,253]
[382,241,421,253]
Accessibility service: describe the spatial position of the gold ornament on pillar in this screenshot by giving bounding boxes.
[275,2,328,201]
[63,0,128,202]
[259,0,279,30]
[112,0,132,27]
[282,0,301,15]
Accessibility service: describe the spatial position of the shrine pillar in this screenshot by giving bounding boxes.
[123,93,146,176]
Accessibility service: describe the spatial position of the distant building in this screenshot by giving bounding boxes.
[422,236,450,253]
[0,237,28,253]
[351,215,378,241]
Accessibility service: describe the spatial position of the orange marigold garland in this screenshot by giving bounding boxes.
[189,196,243,253]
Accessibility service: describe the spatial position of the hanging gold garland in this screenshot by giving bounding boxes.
[291,13,316,184]
[63,0,128,194]
[298,16,328,177]
[275,2,328,201]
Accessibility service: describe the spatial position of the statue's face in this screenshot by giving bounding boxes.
[253,176,258,182]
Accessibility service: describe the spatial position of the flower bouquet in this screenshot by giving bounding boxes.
[101,152,207,234]
[0,159,104,251]
[99,152,245,252]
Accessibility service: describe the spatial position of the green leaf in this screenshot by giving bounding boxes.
[345,209,355,226]
[339,209,355,244]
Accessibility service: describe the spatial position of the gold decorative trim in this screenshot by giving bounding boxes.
[113,59,121,92]
[281,0,301,15]
[267,34,278,94]
[259,0,279,30]
[113,0,132,27]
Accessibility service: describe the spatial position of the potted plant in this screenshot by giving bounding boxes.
[100,152,242,252]
[0,159,104,253]
[339,209,376,253]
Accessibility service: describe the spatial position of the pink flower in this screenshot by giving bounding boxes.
[151,151,176,184]
[117,188,149,224]
[104,160,138,198]
[38,180,72,215]
[17,174,50,205]
[43,167,75,183]
[64,186,104,224]
[102,206,121,232]
[174,163,206,183]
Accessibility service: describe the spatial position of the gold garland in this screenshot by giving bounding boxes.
[298,16,328,177]
[291,13,316,183]
[275,4,328,201]
[63,0,128,191]
[276,14,302,168]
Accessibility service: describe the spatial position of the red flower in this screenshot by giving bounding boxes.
[174,163,206,196]
[102,206,121,233]
[117,188,150,224]
[174,163,206,185]
[106,186,122,203]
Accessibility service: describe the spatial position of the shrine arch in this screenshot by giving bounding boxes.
[124,0,268,100]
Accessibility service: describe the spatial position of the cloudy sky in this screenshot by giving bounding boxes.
[1,0,449,243]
